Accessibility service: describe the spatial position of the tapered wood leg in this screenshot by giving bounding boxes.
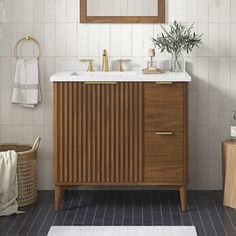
[179,185,188,211]
[55,185,62,211]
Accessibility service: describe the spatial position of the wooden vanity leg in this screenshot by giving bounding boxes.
[55,186,62,211]
[179,185,188,211]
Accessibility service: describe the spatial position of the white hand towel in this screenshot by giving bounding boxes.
[11,58,42,108]
[0,150,24,216]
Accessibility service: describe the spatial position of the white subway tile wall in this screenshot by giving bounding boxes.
[0,0,234,190]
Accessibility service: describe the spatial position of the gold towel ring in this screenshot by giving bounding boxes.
[14,34,42,59]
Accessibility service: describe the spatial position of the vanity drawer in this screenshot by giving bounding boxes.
[144,82,184,131]
[144,131,184,183]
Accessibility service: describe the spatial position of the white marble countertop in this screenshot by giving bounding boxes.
[50,71,191,82]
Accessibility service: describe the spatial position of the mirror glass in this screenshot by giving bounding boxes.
[87,0,158,16]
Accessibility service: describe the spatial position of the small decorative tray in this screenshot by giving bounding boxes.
[142,68,163,74]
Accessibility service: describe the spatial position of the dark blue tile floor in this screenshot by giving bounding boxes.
[0,190,235,236]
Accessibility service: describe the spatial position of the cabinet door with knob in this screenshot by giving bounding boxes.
[144,82,188,184]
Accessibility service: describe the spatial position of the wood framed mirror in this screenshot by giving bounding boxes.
[80,0,165,23]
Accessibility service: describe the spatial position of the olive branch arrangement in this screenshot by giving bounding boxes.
[152,21,202,70]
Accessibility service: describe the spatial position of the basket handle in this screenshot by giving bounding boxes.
[32,137,41,151]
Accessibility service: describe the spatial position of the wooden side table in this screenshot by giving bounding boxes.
[222,139,236,209]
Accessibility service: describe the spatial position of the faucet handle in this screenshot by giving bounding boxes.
[80,59,94,72]
[116,59,131,72]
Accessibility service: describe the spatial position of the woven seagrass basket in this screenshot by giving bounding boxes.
[0,137,41,207]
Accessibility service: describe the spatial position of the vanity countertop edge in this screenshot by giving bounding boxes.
[50,71,191,82]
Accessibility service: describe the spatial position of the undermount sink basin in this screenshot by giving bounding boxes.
[70,71,137,77]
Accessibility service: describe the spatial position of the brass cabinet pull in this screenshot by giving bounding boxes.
[155,131,173,135]
[156,82,173,85]
[84,82,118,85]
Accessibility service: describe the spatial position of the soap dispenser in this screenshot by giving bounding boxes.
[143,48,162,74]
[147,48,157,70]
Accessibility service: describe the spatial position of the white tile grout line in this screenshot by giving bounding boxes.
[122,194,126,225]
[15,205,35,236]
[91,194,98,225]
[51,197,65,226]
[25,204,44,236]
[62,193,74,226]
[168,194,174,226]
[131,192,134,226]
[101,198,108,226]
[141,197,143,226]
[150,192,154,226]
[5,215,19,236]
[81,193,92,225]
[225,207,236,234]
[193,194,207,236]
[159,192,163,226]
[112,196,117,226]
[72,192,84,225]
[213,204,228,236]
[205,203,218,236]
[36,202,53,236]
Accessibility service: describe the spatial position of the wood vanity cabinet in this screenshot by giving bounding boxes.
[53,82,188,211]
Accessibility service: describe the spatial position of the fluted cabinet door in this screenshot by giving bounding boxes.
[53,82,144,185]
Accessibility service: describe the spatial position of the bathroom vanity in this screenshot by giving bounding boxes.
[50,71,191,212]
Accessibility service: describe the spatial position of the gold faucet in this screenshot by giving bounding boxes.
[116,59,132,72]
[102,49,109,72]
[80,59,94,72]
